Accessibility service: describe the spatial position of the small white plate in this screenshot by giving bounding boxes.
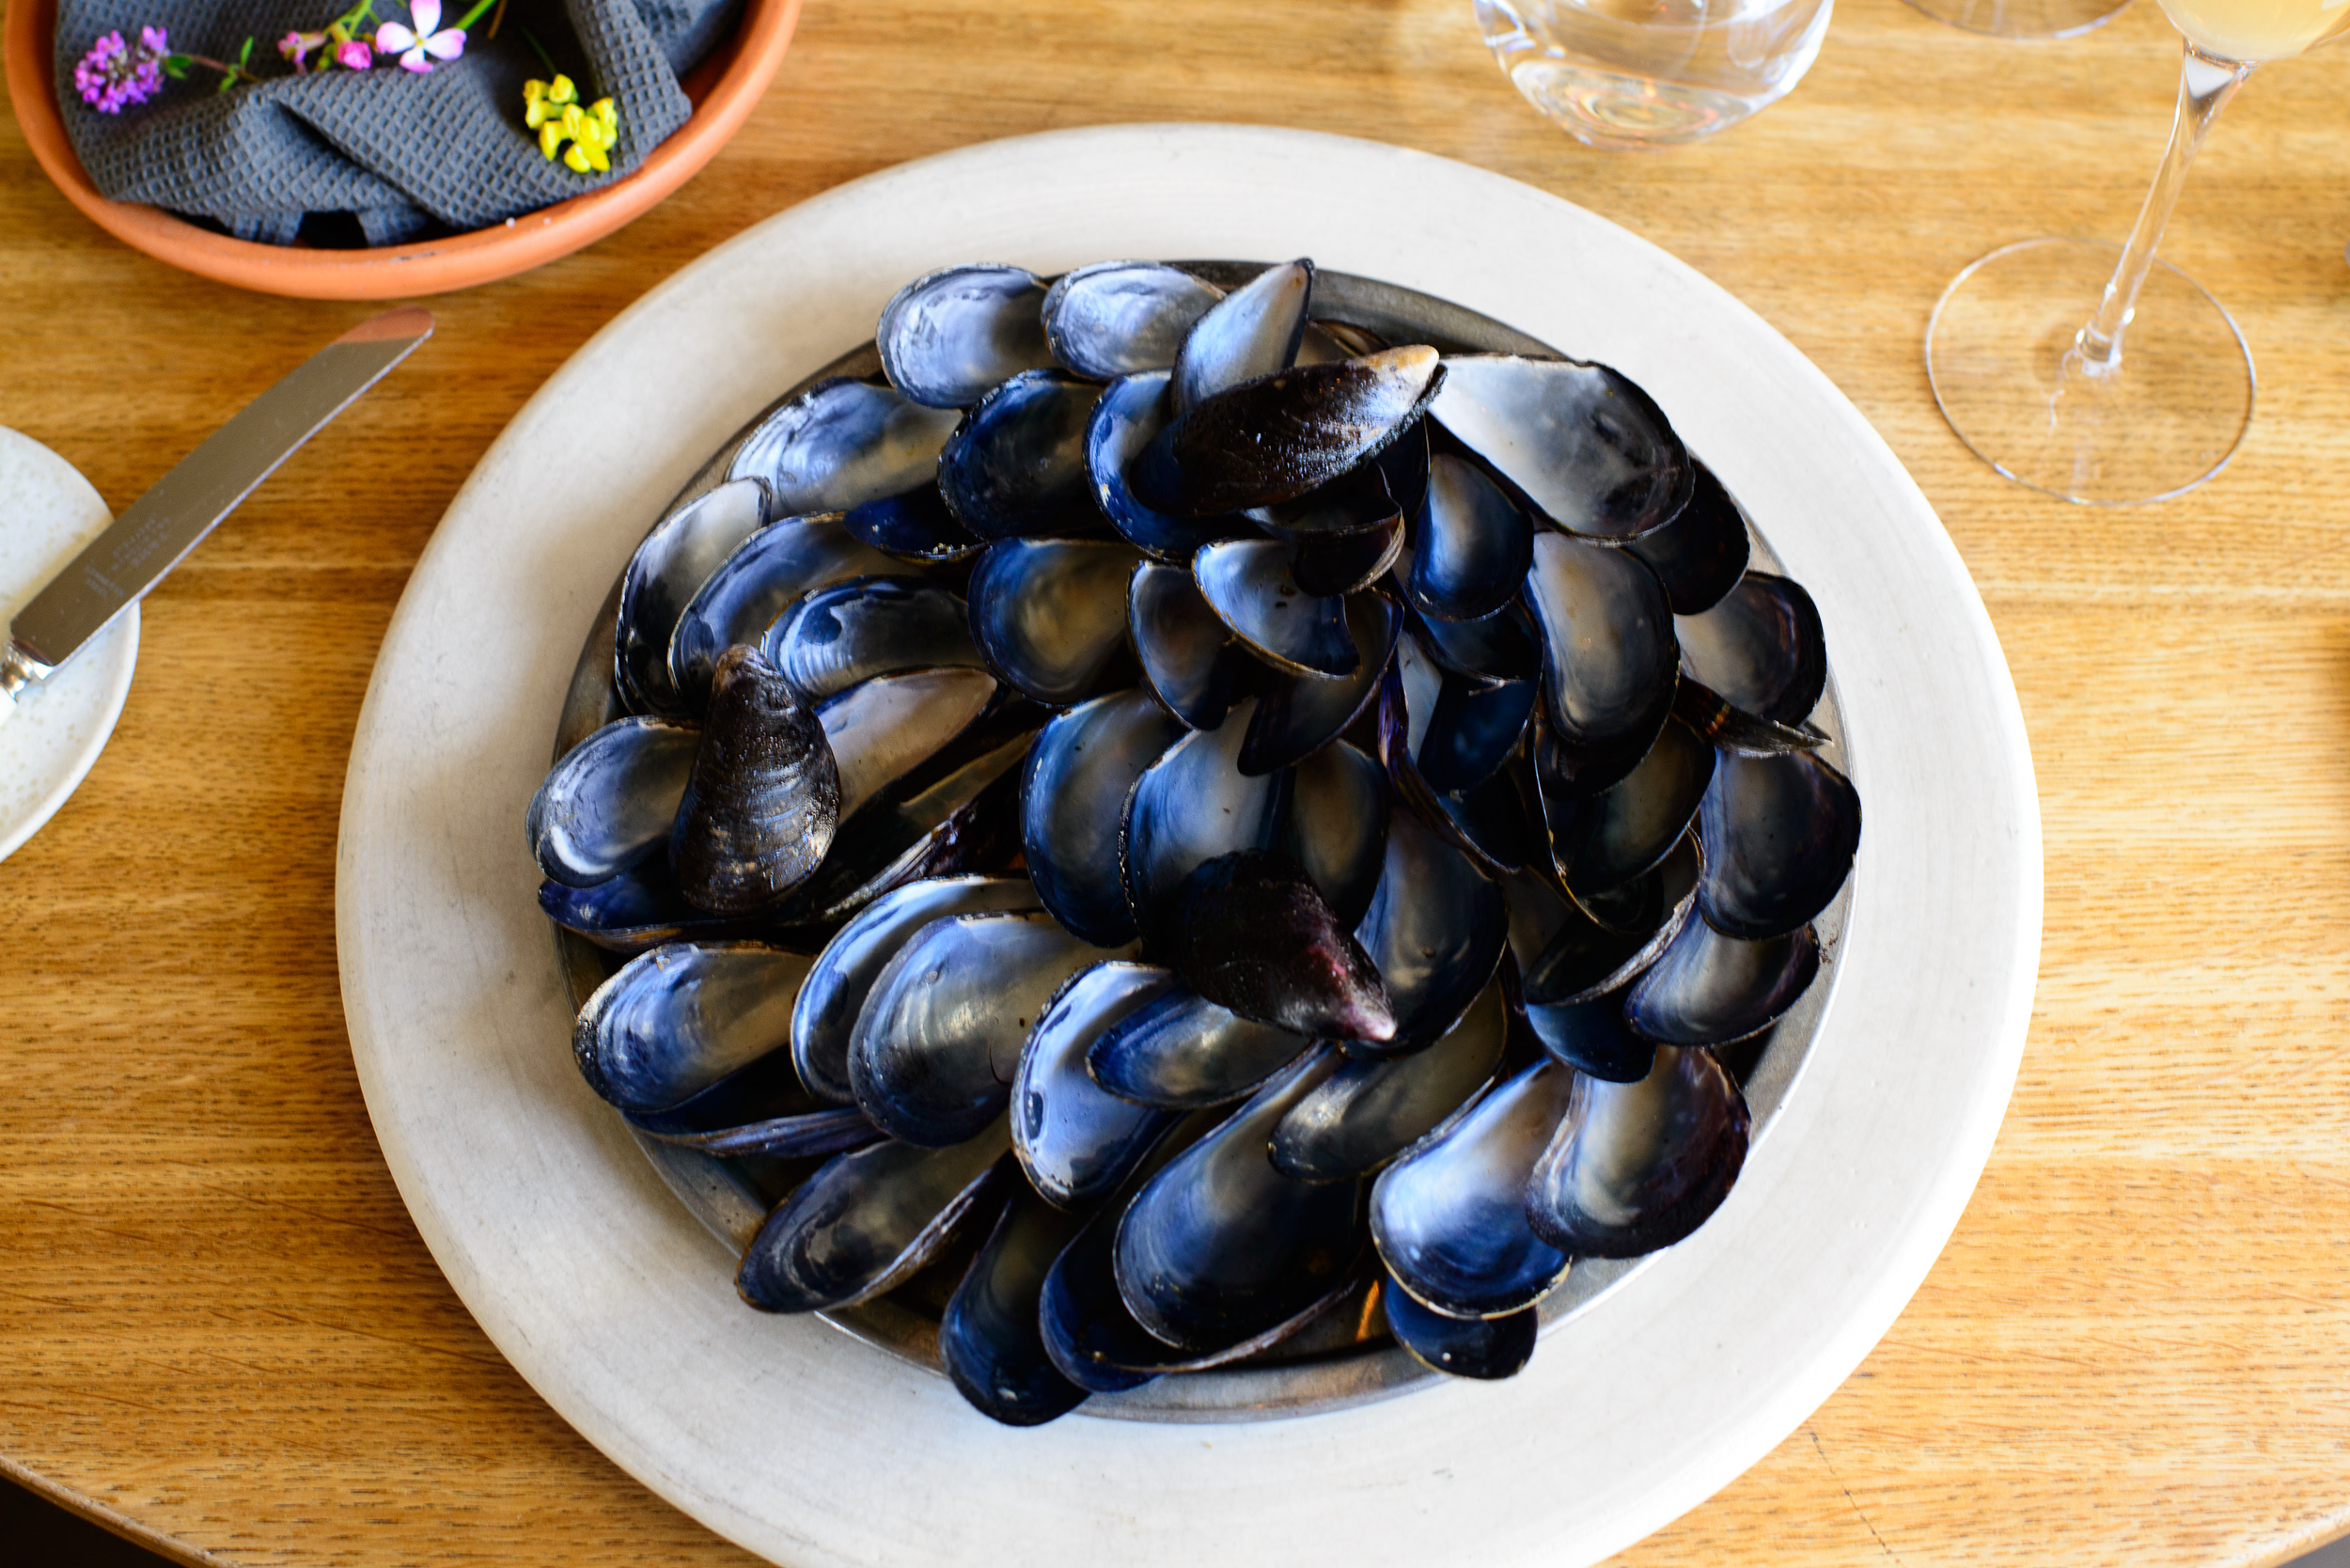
[0,428,137,864]
[337,126,2042,1568]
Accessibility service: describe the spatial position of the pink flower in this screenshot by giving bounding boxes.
[72,27,167,113]
[335,38,374,69]
[375,0,464,72]
[280,28,323,70]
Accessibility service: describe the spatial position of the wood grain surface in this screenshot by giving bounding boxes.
[2,0,2346,1562]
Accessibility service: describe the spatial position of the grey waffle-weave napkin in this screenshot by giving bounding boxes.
[55,0,738,245]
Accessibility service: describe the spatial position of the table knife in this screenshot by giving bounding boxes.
[0,305,435,722]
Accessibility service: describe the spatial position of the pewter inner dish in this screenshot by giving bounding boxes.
[538,262,1857,1424]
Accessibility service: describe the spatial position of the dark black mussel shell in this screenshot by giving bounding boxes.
[1021,688,1187,948]
[848,909,1128,1147]
[1010,961,1178,1207]
[1526,1045,1749,1259]
[1272,974,1506,1183]
[967,538,1144,705]
[1245,453,1402,538]
[670,647,840,916]
[668,515,904,714]
[1382,1276,1537,1380]
[941,1188,1092,1425]
[1542,716,1714,897]
[1241,591,1401,776]
[737,1118,1010,1310]
[938,370,1108,541]
[527,715,698,887]
[1193,537,1360,678]
[1415,600,1542,690]
[1624,914,1819,1046]
[1158,348,1445,515]
[1043,260,1224,381]
[1370,1059,1574,1319]
[615,478,768,718]
[1503,844,1696,1008]
[1130,559,1250,730]
[1427,353,1692,541]
[1089,372,1247,562]
[1351,805,1508,1057]
[1625,459,1750,615]
[1277,736,1389,930]
[842,484,981,563]
[573,941,813,1113]
[1422,759,1546,880]
[1383,628,1537,798]
[1120,698,1285,934]
[760,576,981,703]
[1524,531,1680,771]
[728,378,964,518]
[1409,453,1533,622]
[791,874,1041,1105]
[1113,1052,1370,1353]
[876,263,1056,408]
[1676,572,1827,729]
[1171,259,1313,417]
[1163,852,1396,1044]
[1673,676,1827,756]
[1086,986,1311,1109]
[1697,749,1860,940]
[1523,988,1655,1084]
[1294,514,1406,599]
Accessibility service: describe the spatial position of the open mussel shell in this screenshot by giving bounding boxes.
[1525,530,1680,770]
[1113,1050,1369,1353]
[1120,697,1283,933]
[1526,1044,1749,1258]
[573,940,812,1113]
[1011,961,1179,1206]
[1506,832,1700,1006]
[1543,716,1714,896]
[760,576,981,703]
[968,538,1144,705]
[1272,974,1506,1183]
[528,715,697,887]
[1676,572,1827,729]
[1415,599,1542,690]
[938,370,1106,541]
[615,478,768,717]
[1410,453,1532,622]
[876,263,1056,408]
[1417,757,1546,881]
[1163,851,1395,1043]
[841,484,981,563]
[1086,986,1311,1109]
[1428,353,1693,541]
[1370,1059,1574,1319]
[1673,676,1827,756]
[1089,372,1246,562]
[671,648,841,916]
[1524,987,1655,1084]
[941,1188,1091,1424]
[628,1043,881,1160]
[728,378,964,518]
[1246,452,1402,539]
[1171,259,1312,417]
[1351,803,1508,1057]
[737,1117,1010,1311]
[1241,592,1400,776]
[1383,627,1536,799]
[1194,538,1359,678]
[815,666,999,822]
[1161,347,1445,515]
[791,874,1042,1104]
[668,515,904,714]
[1382,1276,1537,1380]
[1022,689,1186,947]
[1130,559,1250,731]
[1277,737,1389,928]
[1292,514,1404,598]
[1697,749,1860,940]
[1044,260,1224,382]
[540,860,755,956]
[1625,459,1750,615]
[1624,914,1820,1046]
[849,910,1132,1146]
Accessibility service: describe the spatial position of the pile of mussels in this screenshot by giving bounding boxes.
[527,259,1862,1426]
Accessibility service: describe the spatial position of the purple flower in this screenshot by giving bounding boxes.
[281,28,323,71]
[73,26,168,114]
[375,0,465,72]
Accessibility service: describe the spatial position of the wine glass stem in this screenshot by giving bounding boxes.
[2074,41,2255,376]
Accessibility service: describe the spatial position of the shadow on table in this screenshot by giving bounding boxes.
[3,1474,174,1566]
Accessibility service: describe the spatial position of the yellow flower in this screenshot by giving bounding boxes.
[530,81,616,172]
[538,118,567,160]
[523,75,580,134]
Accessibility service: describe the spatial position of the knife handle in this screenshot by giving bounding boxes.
[0,642,38,726]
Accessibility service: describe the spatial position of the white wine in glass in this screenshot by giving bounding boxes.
[1923,0,2342,503]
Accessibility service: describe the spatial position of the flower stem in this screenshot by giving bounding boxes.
[456,0,501,28]
[519,23,558,73]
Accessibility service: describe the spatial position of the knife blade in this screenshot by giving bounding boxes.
[0,305,434,720]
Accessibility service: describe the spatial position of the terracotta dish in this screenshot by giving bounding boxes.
[3,0,801,299]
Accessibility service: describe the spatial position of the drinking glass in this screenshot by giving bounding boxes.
[1472,0,1836,149]
[1898,0,2133,42]
[1925,1,2346,503]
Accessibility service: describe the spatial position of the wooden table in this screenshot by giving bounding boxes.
[3,0,2346,1560]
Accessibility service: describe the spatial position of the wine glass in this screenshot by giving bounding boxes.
[1898,0,2133,43]
[1924,0,2345,504]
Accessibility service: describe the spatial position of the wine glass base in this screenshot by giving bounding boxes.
[1925,237,2255,506]
[1897,0,2133,39]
